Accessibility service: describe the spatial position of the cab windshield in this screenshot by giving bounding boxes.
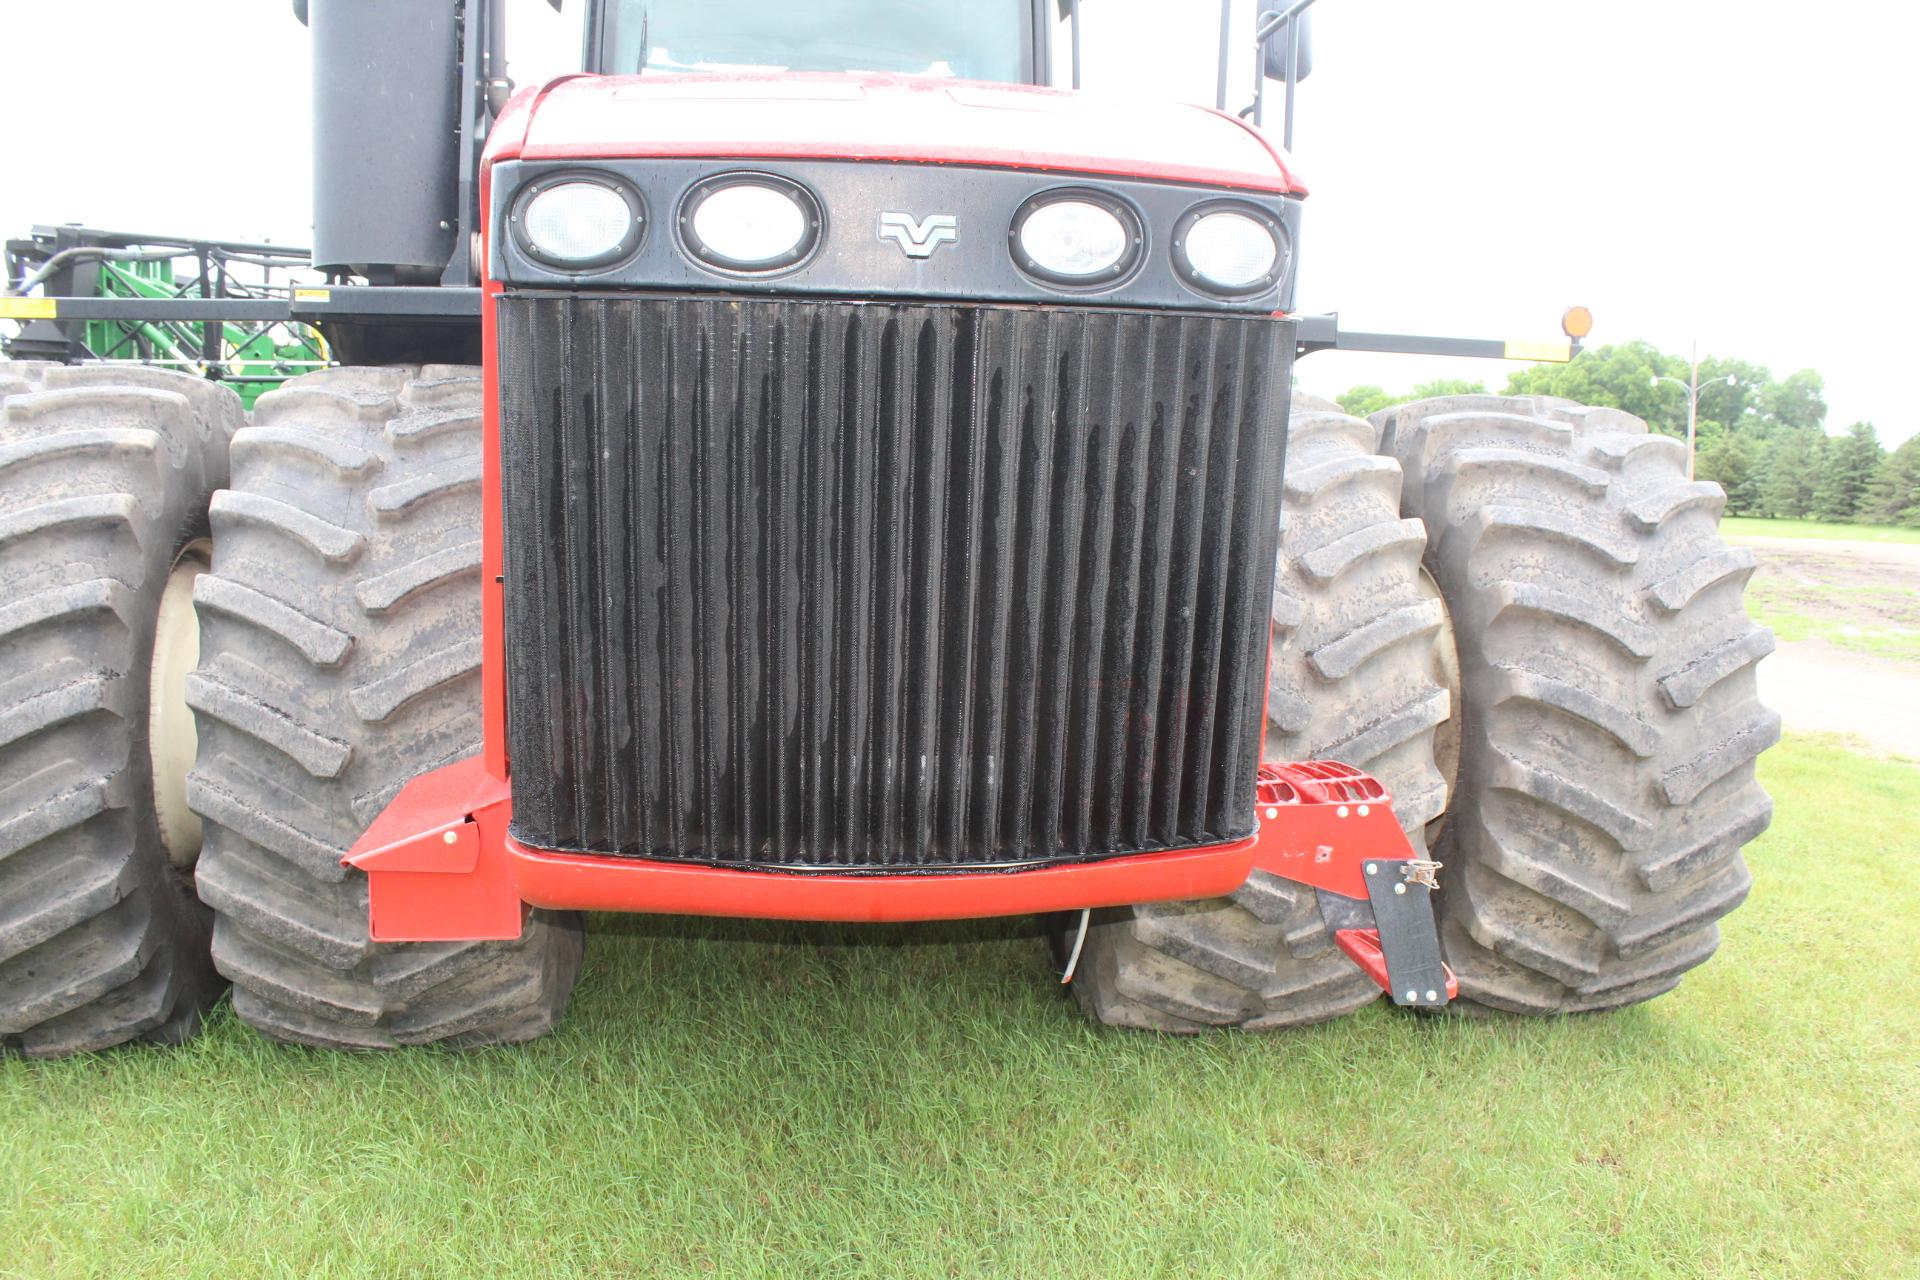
[602,0,1031,83]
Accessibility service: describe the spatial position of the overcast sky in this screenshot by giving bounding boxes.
[1,1,1911,441]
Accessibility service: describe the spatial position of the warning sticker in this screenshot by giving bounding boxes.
[0,297,57,319]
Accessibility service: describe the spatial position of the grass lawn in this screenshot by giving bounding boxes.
[1722,515,1920,544]
[4,736,1917,1278]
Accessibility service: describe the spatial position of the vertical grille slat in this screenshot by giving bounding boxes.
[500,295,1292,869]
[1123,327,1183,850]
[1067,311,1129,850]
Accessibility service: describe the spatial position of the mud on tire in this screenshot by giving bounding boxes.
[0,362,237,1057]
[1061,394,1451,1031]
[1376,395,1775,1014]
[187,365,583,1049]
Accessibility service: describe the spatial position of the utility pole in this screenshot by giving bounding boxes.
[1652,341,1737,481]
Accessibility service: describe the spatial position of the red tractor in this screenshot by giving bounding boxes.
[0,0,1773,1055]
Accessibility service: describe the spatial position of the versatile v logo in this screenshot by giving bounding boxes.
[877,211,959,259]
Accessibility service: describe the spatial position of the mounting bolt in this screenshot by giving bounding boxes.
[1337,805,1349,818]
[1404,990,1418,1002]
[442,830,458,845]
[1393,883,1407,895]
[1264,806,1279,820]
[1365,862,1378,876]
[1358,804,1370,817]
[1425,990,1439,1002]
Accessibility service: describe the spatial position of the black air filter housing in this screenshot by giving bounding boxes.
[498,293,1293,870]
[308,0,459,280]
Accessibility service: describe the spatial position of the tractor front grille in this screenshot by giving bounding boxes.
[497,293,1292,869]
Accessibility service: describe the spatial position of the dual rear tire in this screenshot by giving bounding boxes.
[1378,395,1773,1013]
[0,362,583,1056]
[0,363,235,1056]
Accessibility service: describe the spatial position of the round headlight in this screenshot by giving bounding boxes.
[680,174,821,273]
[1174,204,1287,296]
[517,178,643,270]
[1010,190,1141,288]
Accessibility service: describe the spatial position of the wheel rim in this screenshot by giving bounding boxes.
[1419,563,1463,846]
[151,539,210,868]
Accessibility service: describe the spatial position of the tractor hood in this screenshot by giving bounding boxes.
[485,73,1305,196]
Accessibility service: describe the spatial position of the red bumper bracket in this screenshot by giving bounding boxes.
[1247,761,1410,898]
[343,758,523,943]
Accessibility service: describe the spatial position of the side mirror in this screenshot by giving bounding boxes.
[1261,8,1314,81]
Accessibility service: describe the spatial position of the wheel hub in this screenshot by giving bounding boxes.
[1419,564,1464,845]
[151,539,209,868]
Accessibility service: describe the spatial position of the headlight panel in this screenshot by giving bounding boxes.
[678,173,823,274]
[493,158,1299,312]
[1172,201,1290,297]
[511,174,644,272]
[1009,188,1143,289]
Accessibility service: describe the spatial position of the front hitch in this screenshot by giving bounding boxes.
[1248,762,1457,1008]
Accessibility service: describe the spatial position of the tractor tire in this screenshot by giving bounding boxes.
[0,362,238,1057]
[187,365,584,1049]
[1059,394,1451,1031]
[1375,395,1775,1014]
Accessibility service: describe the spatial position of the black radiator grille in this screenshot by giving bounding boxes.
[498,294,1292,868]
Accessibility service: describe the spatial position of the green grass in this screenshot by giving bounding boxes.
[1722,515,1920,544]
[4,737,1918,1279]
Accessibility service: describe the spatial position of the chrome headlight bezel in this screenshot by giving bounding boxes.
[1007,187,1145,291]
[677,172,825,275]
[1171,200,1290,298]
[510,172,647,273]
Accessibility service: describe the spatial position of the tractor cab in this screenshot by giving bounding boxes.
[587,0,1044,83]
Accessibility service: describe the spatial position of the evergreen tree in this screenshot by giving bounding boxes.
[1756,431,1822,519]
[1863,435,1920,527]
[1810,422,1883,521]
[1696,436,1759,515]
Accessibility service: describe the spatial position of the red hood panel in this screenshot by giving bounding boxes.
[508,73,1304,195]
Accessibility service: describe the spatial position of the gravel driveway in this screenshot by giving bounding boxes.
[1731,534,1920,760]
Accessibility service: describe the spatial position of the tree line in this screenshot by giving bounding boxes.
[1334,340,1914,526]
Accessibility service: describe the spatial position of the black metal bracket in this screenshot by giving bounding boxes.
[1361,859,1451,1008]
[1294,311,1578,363]
[291,286,483,320]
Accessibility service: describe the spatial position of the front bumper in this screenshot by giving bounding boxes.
[347,756,1456,1008]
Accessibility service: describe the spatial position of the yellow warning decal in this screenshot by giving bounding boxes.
[0,297,57,319]
[1502,339,1574,363]
[294,288,332,302]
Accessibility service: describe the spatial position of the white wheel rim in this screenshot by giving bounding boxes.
[151,539,210,868]
[1420,564,1463,845]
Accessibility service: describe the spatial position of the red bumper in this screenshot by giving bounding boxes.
[346,757,1427,940]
